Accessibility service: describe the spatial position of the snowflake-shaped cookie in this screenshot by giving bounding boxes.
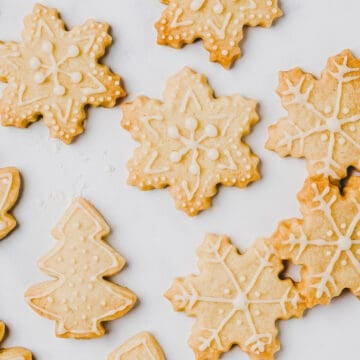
[266,50,360,180]
[165,234,303,360]
[121,67,260,216]
[156,0,282,69]
[271,175,360,307]
[0,4,125,144]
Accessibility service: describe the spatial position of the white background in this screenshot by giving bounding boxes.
[0,0,359,359]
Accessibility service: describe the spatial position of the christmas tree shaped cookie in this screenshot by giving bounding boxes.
[0,3,125,143]
[165,234,304,360]
[25,198,137,339]
[0,168,21,240]
[122,67,260,216]
[267,50,360,180]
[108,332,165,360]
[155,0,282,68]
[0,321,32,360]
[271,176,360,308]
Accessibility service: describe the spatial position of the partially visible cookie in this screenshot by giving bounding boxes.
[108,332,165,360]
[0,168,21,240]
[271,175,360,308]
[165,234,304,360]
[0,3,125,144]
[156,0,282,69]
[0,321,33,360]
[25,197,137,339]
[121,67,260,216]
[266,50,360,180]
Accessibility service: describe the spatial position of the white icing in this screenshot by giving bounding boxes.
[278,55,360,178]
[144,151,169,174]
[175,236,299,354]
[284,182,360,298]
[170,8,194,29]
[26,199,134,336]
[112,336,157,359]
[31,41,84,97]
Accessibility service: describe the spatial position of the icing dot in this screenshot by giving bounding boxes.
[254,310,261,316]
[340,223,347,229]
[324,106,332,114]
[207,149,219,160]
[357,249,360,255]
[42,40,53,53]
[0,221,6,230]
[185,117,198,131]
[30,56,41,69]
[53,85,66,96]
[170,151,181,163]
[70,72,82,83]
[213,3,223,14]
[338,137,346,145]
[34,72,45,84]
[341,260,347,266]
[343,107,350,115]
[239,275,246,282]
[349,125,356,132]
[320,134,328,142]
[325,250,332,256]
[221,50,229,56]
[47,296,53,303]
[326,230,333,237]
[223,288,230,295]
[68,45,80,57]
[218,308,224,315]
[189,163,200,175]
[254,291,260,298]
[168,125,179,139]
[205,124,218,137]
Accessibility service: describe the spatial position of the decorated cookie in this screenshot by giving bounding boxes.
[266,50,360,180]
[0,3,125,144]
[121,67,260,216]
[155,0,282,69]
[0,168,21,240]
[25,197,137,339]
[0,321,32,360]
[271,176,360,307]
[108,332,165,360]
[165,234,303,360]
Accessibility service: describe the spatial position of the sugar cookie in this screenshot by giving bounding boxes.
[25,197,136,338]
[0,168,21,240]
[271,175,360,307]
[165,234,304,359]
[156,0,282,69]
[121,67,260,216]
[108,332,165,360]
[0,321,32,360]
[0,4,125,144]
[267,50,360,180]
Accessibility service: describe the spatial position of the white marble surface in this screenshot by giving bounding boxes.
[0,0,358,359]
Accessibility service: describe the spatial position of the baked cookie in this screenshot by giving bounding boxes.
[25,197,137,339]
[267,50,360,180]
[0,3,125,144]
[0,168,21,240]
[0,321,32,360]
[271,176,360,308]
[155,0,282,69]
[108,332,165,360]
[165,234,304,360]
[121,67,260,216]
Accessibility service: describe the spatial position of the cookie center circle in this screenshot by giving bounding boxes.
[232,293,248,310]
[337,236,352,251]
[327,117,341,132]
